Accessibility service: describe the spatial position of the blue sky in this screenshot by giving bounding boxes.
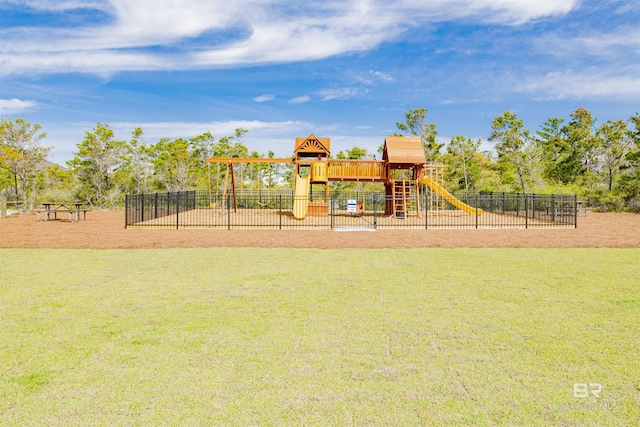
[1,0,638,163]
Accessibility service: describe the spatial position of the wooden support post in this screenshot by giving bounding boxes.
[221,163,230,204]
[221,162,237,213]
[229,163,237,212]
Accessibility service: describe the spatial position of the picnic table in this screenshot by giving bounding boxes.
[576,200,589,216]
[545,200,589,217]
[35,202,88,222]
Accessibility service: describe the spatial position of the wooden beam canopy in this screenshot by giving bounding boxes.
[205,157,294,164]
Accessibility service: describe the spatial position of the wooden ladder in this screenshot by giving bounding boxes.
[393,180,420,217]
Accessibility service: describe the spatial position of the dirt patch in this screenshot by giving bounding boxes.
[0,210,639,249]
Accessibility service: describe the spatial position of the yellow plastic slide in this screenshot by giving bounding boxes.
[293,174,310,219]
[421,177,483,216]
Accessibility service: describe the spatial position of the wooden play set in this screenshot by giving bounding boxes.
[206,134,481,220]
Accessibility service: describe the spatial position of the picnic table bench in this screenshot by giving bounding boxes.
[35,202,89,222]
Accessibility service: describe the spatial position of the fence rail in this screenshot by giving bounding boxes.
[0,198,26,217]
[125,190,577,229]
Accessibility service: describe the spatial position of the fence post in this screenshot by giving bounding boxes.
[141,193,145,222]
[227,193,231,230]
[525,193,528,229]
[331,194,334,229]
[475,193,479,229]
[373,195,377,230]
[574,194,578,228]
[532,194,536,222]
[155,193,158,219]
[425,192,428,230]
[124,195,128,228]
[176,192,180,229]
[279,194,282,230]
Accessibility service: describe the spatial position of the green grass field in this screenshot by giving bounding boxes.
[1,248,639,425]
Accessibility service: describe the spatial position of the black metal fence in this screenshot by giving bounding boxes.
[124,191,196,228]
[125,190,577,229]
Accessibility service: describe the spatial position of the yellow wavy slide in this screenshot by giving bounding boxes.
[421,177,483,216]
[293,174,310,219]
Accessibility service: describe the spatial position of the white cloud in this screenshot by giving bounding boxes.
[370,70,394,83]
[0,98,37,114]
[397,0,576,25]
[439,98,480,105]
[317,87,365,101]
[0,0,580,76]
[357,70,395,85]
[574,28,640,55]
[0,0,108,12]
[108,119,307,140]
[509,21,640,102]
[490,0,576,23]
[289,95,311,105]
[253,94,275,103]
[537,26,640,58]
[516,69,640,101]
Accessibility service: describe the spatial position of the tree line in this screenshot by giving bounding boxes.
[0,120,262,209]
[1,107,639,211]
[380,108,639,211]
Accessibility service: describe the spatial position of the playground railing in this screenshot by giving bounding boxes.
[327,159,387,181]
[125,190,577,229]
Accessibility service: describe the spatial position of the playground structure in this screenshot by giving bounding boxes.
[206,134,482,220]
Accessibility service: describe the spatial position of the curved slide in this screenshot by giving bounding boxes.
[421,177,483,216]
[293,174,310,219]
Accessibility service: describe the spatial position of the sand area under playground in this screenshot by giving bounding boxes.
[0,210,639,249]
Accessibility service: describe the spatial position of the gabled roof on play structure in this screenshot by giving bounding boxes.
[382,136,426,165]
[294,134,330,157]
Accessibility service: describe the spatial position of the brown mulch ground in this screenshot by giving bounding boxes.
[1,210,639,249]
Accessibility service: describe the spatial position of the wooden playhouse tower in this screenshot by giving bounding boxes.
[383,136,430,217]
[294,134,331,215]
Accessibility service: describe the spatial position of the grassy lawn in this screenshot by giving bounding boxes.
[1,248,639,425]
